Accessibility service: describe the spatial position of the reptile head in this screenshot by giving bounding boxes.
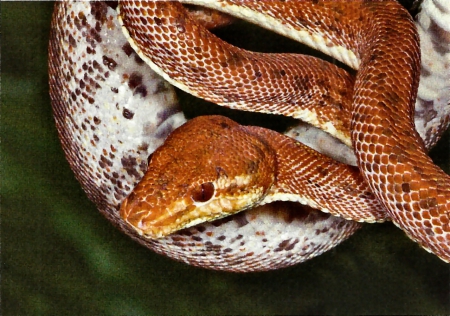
[120,115,276,238]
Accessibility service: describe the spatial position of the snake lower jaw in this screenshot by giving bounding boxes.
[120,191,265,239]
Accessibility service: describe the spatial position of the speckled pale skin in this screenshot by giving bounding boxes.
[48,1,450,271]
[414,0,450,148]
[117,1,450,262]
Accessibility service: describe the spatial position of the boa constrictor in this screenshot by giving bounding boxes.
[49,1,450,272]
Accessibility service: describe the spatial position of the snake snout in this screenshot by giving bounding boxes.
[119,190,194,238]
[119,191,156,236]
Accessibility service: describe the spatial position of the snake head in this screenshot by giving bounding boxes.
[120,115,276,239]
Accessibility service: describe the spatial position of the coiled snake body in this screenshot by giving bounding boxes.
[49,1,450,271]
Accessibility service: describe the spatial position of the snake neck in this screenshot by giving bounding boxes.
[244,126,387,223]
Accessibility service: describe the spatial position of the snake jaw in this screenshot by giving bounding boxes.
[120,194,196,238]
[120,175,269,239]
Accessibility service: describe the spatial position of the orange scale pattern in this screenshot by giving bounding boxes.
[119,1,450,262]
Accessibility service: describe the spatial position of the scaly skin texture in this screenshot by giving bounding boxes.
[49,1,363,272]
[120,116,279,238]
[118,1,450,262]
[49,1,450,271]
[120,115,387,238]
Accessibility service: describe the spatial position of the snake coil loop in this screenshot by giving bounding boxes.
[49,1,450,271]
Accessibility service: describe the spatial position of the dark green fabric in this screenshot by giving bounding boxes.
[3,2,449,315]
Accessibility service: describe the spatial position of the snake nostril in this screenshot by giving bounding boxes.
[191,182,215,203]
[147,153,154,165]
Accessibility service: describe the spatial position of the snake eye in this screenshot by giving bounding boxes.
[191,182,215,203]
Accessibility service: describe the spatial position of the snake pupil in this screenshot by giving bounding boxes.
[192,182,215,203]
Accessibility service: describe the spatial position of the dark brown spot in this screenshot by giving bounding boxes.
[122,108,134,119]
[274,238,299,252]
[195,225,206,233]
[92,60,103,72]
[401,183,410,193]
[90,2,108,24]
[137,143,149,152]
[128,72,143,89]
[68,34,77,48]
[219,121,230,129]
[211,215,234,227]
[104,1,118,10]
[122,43,134,56]
[140,16,148,25]
[100,154,113,167]
[89,28,102,43]
[134,85,148,97]
[102,55,117,71]
[121,156,140,178]
[134,54,145,65]
[154,17,163,26]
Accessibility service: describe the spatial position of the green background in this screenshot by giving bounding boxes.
[3,2,449,315]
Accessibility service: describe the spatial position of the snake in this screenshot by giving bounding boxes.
[49,1,450,271]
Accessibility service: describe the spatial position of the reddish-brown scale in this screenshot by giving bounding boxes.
[119,1,357,143]
[120,116,388,237]
[50,1,450,270]
[117,1,450,262]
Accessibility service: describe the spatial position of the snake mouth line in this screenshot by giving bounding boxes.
[120,168,269,239]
